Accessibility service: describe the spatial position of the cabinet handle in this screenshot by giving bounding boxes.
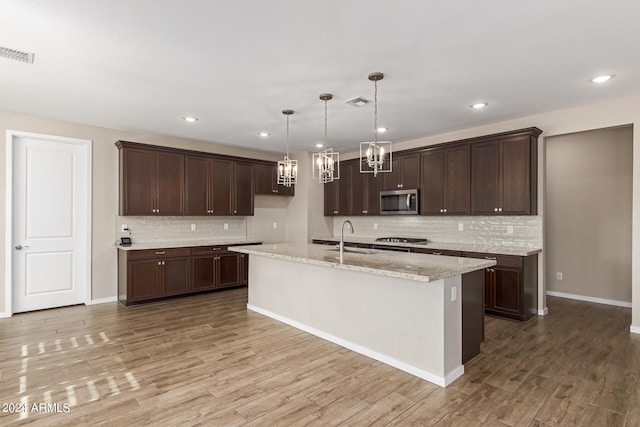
[157,261,161,265]
[432,252,442,255]
[234,210,237,214]
[162,261,165,265]
[156,251,165,255]
[212,247,222,251]
[494,207,498,212]
[363,210,367,214]
[241,254,245,258]
[485,256,497,260]
[498,207,503,212]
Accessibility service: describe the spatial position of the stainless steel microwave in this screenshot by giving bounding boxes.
[380,189,419,215]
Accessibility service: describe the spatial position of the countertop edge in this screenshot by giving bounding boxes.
[117,239,263,251]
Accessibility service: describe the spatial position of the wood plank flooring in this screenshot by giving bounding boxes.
[0,289,638,426]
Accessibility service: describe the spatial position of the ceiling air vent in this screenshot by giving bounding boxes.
[0,46,34,64]
[345,96,369,107]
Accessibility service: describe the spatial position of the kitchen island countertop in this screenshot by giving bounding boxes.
[229,243,495,283]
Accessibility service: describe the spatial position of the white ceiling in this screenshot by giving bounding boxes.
[1,1,639,154]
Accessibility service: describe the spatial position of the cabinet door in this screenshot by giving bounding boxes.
[324,179,339,215]
[122,148,156,215]
[365,172,381,215]
[501,137,531,215]
[210,159,233,215]
[156,152,184,216]
[401,154,421,189]
[217,252,241,288]
[128,259,160,301]
[185,156,210,215]
[471,141,500,215]
[493,267,522,315]
[348,162,365,215]
[233,161,254,215]
[254,163,275,195]
[420,150,445,215]
[443,145,471,215]
[382,157,403,190]
[162,257,190,296]
[192,255,216,291]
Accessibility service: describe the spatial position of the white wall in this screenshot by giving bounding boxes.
[323,94,640,330]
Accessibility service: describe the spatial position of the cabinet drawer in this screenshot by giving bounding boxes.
[414,248,462,257]
[463,251,522,268]
[191,245,228,255]
[128,248,190,260]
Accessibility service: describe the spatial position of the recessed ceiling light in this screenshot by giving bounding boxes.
[591,74,613,83]
[258,132,270,137]
[183,116,198,122]
[377,127,388,133]
[315,143,324,148]
[470,103,488,110]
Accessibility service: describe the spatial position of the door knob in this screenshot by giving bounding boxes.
[15,245,29,250]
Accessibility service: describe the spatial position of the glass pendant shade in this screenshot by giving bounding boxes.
[277,109,297,187]
[313,93,340,183]
[360,72,392,177]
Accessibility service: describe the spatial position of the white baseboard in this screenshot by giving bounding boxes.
[247,304,462,387]
[537,307,549,316]
[89,296,118,305]
[630,326,640,335]
[546,291,632,308]
[0,311,10,318]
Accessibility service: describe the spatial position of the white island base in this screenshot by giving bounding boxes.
[246,255,465,387]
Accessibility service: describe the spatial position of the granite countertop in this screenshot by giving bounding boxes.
[117,238,262,251]
[311,236,541,257]
[229,243,496,283]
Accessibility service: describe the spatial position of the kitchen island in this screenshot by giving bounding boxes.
[229,243,495,387]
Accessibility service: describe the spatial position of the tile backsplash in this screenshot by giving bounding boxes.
[115,216,246,244]
[331,215,542,248]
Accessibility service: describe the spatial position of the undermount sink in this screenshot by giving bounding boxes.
[327,246,379,255]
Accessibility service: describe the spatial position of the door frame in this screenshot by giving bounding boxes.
[4,130,92,317]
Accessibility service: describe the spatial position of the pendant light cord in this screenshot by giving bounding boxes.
[374,79,378,145]
[286,113,290,158]
[324,98,328,147]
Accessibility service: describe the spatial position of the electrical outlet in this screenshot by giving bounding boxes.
[556,272,563,281]
[451,286,457,302]
[224,223,229,230]
[121,224,128,232]
[273,222,277,229]
[458,223,464,232]
[191,223,196,231]
[507,225,514,234]
[374,223,378,230]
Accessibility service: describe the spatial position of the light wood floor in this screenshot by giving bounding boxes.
[0,289,638,426]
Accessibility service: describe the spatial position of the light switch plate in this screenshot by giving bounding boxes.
[507,225,514,234]
[191,223,196,231]
[224,223,229,230]
[451,286,457,302]
[458,223,464,232]
[273,222,277,229]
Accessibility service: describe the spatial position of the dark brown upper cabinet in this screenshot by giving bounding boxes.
[118,141,258,217]
[421,145,470,215]
[254,162,295,196]
[382,153,420,191]
[186,156,254,216]
[471,128,540,215]
[117,142,184,216]
[324,165,350,216]
[347,160,381,215]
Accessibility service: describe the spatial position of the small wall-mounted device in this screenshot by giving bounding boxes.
[120,237,132,246]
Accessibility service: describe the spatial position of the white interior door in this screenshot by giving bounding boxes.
[11,133,91,313]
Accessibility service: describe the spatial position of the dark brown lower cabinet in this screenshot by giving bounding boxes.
[118,243,255,306]
[191,246,243,291]
[463,252,538,321]
[120,248,190,304]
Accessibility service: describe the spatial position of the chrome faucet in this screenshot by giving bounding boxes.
[340,220,354,264]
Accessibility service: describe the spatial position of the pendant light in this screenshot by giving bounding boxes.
[277,109,297,187]
[313,93,340,183]
[360,72,392,177]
